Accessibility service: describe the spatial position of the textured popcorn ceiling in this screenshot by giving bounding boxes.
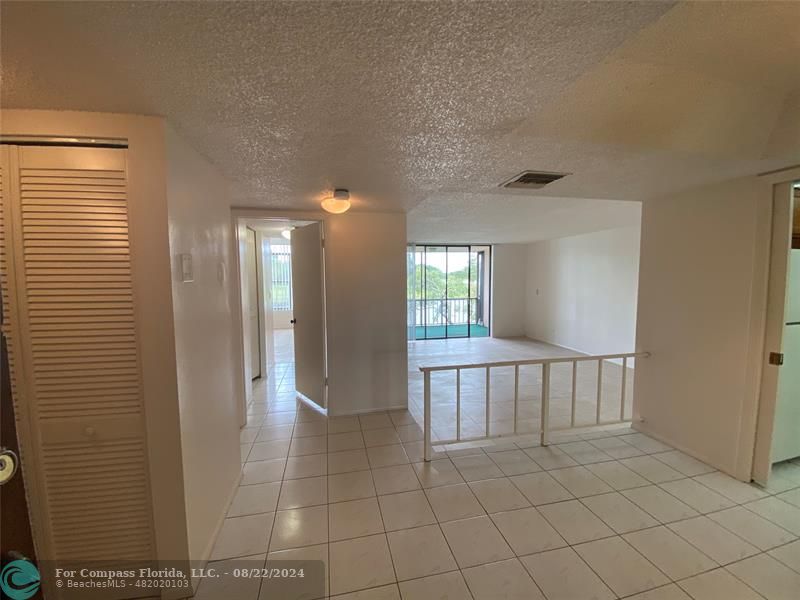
[1,1,799,243]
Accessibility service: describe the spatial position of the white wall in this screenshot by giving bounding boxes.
[491,244,528,337]
[524,226,641,356]
[325,212,409,414]
[634,176,771,480]
[166,126,241,564]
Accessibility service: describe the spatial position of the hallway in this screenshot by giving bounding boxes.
[211,372,800,599]
[251,329,295,414]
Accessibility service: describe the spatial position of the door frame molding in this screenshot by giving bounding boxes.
[752,177,799,484]
[230,209,329,427]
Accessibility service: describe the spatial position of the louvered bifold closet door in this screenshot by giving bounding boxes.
[2,145,156,594]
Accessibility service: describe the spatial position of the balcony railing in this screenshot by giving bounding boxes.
[420,351,650,461]
[407,297,484,326]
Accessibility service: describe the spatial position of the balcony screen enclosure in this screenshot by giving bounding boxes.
[407,245,491,340]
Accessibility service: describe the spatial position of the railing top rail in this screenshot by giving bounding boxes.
[408,297,478,301]
[418,351,649,373]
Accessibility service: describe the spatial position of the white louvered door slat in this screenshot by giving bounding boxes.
[2,145,156,598]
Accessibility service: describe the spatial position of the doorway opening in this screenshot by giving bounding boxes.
[407,244,491,340]
[234,217,328,421]
[269,238,295,369]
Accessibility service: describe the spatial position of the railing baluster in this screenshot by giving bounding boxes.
[620,357,627,421]
[456,368,461,442]
[540,363,550,446]
[485,366,491,437]
[595,359,603,424]
[513,365,519,435]
[570,360,577,428]
[424,370,432,462]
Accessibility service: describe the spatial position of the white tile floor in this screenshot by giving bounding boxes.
[198,333,800,599]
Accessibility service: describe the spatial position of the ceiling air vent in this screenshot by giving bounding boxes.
[500,170,570,190]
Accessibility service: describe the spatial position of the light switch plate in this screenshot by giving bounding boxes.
[217,261,227,284]
[180,253,194,282]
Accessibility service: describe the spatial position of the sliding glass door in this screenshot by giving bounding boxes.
[407,244,491,340]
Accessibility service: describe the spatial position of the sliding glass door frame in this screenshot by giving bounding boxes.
[408,243,492,340]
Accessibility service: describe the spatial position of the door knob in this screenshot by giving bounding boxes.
[0,448,19,485]
[290,319,297,324]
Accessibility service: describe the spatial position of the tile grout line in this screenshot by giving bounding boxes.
[370,453,401,599]
[257,381,292,600]
[324,415,331,600]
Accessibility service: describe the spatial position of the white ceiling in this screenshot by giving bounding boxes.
[2,1,799,243]
[409,193,641,244]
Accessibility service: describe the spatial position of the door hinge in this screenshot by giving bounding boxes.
[321,238,325,249]
[769,352,784,366]
[324,377,329,386]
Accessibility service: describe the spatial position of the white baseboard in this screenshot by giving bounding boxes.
[632,421,744,481]
[525,337,637,368]
[191,468,243,594]
[328,403,409,417]
[534,339,588,356]
[296,392,328,416]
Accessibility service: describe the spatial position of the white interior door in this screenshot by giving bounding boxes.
[290,222,326,408]
[754,183,800,483]
[246,227,261,379]
[772,243,800,462]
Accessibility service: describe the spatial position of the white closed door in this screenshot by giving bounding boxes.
[772,247,800,462]
[290,222,327,408]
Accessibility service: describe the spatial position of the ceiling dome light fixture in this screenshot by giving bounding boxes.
[321,188,351,214]
[281,228,293,240]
